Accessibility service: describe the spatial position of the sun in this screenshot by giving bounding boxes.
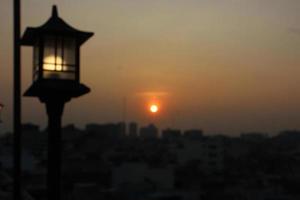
[150,104,159,113]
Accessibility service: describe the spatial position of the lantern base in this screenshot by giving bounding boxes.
[24,80,90,102]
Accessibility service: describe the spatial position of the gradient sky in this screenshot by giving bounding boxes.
[1,0,300,135]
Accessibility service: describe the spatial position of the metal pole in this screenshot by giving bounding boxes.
[45,99,65,200]
[13,0,22,200]
[122,96,127,136]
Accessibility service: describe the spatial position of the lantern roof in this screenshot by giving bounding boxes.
[22,5,94,46]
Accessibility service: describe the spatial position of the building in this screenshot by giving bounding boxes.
[184,129,203,140]
[139,124,159,139]
[240,132,268,142]
[118,122,126,137]
[128,122,138,138]
[21,123,46,157]
[85,123,123,139]
[162,129,181,141]
[112,162,174,190]
[175,136,224,173]
[62,124,85,142]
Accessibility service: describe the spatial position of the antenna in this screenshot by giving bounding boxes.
[122,96,127,135]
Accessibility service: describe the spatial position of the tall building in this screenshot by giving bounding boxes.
[139,124,159,139]
[119,122,126,137]
[162,128,181,141]
[128,122,138,138]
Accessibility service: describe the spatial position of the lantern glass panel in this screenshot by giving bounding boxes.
[43,71,75,80]
[56,37,63,71]
[43,35,56,71]
[64,38,76,66]
[42,35,76,80]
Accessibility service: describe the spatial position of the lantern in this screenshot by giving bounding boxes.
[21,6,94,200]
[22,5,93,99]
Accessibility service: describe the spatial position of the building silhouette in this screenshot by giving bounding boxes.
[128,122,138,138]
[139,124,159,139]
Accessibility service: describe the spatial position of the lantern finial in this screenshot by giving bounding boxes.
[52,5,58,18]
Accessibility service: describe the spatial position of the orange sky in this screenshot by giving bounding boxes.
[1,0,300,135]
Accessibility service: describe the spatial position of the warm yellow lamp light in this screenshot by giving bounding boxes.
[43,56,63,71]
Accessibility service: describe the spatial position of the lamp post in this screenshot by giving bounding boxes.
[13,1,21,200]
[21,5,93,200]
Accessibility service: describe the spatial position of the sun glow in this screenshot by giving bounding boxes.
[150,104,159,113]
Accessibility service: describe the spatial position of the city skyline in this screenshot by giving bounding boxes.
[1,0,300,135]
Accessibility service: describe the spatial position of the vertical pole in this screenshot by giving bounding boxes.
[13,0,22,200]
[45,99,65,200]
[122,96,127,136]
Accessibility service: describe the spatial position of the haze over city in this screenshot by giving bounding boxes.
[1,0,300,135]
